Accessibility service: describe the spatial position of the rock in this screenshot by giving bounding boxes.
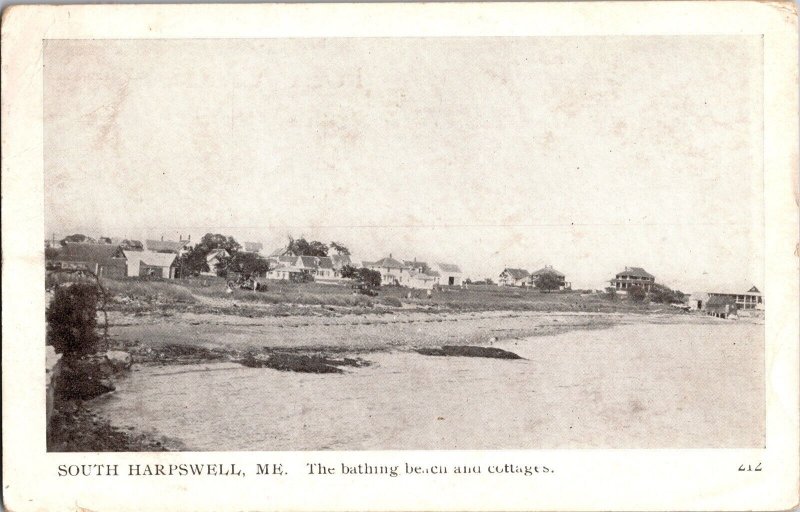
[105,350,132,370]
[415,345,524,360]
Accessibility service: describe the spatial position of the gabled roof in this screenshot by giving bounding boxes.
[435,262,462,273]
[206,249,229,261]
[372,256,406,269]
[244,242,263,253]
[531,266,565,278]
[330,254,351,268]
[145,239,188,253]
[124,250,177,268]
[53,243,125,264]
[268,246,292,257]
[748,286,761,293]
[316,257,334,269]
[500,268,530,280]
[616,267,654,279]
[296,256,319,268]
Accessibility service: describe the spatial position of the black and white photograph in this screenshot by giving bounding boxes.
[43,36,767,452]
[2,3,798,511]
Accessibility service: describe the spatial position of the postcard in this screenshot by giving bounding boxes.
[2,2,798,510]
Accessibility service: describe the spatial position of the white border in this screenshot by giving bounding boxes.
[2,3,798,511]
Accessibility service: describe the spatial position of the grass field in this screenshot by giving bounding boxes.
[47,272,662,316]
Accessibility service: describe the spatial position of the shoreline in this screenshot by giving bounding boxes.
[52,309,744,452]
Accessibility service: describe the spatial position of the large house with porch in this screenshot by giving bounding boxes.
[610,267,655,291]
[707,285,763,310]
[364,255,412,286]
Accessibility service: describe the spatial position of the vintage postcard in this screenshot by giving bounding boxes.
[2,2,798,511]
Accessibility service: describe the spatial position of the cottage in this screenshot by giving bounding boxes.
[124,250,178,278]
[49,243,128,278]
[707,285,764,310]
[610,267,655,291]
[366,255,411,286]
[406,270,440,290]
[431,262,463,286]
[295,255,336,280]
[266,264,303,281]
[498,268,530,287]
[202,249,230,276]
[688,292,710,311]
[529,265,569,290]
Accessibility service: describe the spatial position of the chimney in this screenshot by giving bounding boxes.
[161,235,164,241]
[389,253,392,259]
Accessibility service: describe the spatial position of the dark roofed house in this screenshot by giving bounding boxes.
[499,268,530,287]
[268,246,295,258]
[294,255,336,280]
[120,239,144,251]
[610,266,655,291]
[404,259,429,272]
[529,265,569,290]
[145,239,189,254]
[50,243,128,278]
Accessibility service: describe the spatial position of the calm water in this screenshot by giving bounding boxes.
[92,322,764,450]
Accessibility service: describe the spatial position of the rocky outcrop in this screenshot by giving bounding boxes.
[105,350,132,371]
[415,345,523,359]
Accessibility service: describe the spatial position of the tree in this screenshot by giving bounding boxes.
[45,247,60,259]
[357,268,382,289]
[339,264,359,279]
[329,241,351,256]
[176,246,210,276]
[197,233,241,254]
[287,236,328,257]
[59,234,95,246]
[534,273,562,292]
[225,251,271,279]
[628,285,647,303]
[648,283,685,304]
[46,284,100,357]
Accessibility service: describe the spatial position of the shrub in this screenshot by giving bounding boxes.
[46,284,100,357]
[380,297,402,307]
[628,285,647,303]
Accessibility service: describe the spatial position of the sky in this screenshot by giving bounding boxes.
[44,36,764,292]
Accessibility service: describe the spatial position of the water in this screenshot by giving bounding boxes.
[93,322,764,450]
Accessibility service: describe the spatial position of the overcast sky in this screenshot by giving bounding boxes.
[44,36,763,291]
